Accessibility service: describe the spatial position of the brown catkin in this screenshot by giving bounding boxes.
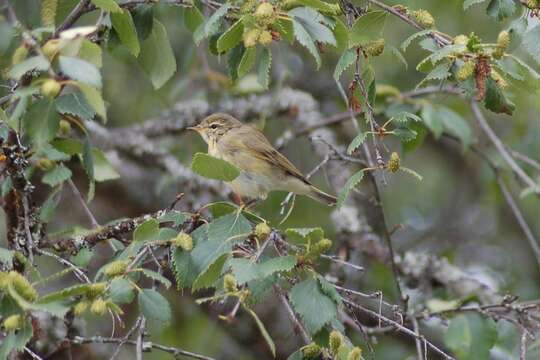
[475,56,491,101]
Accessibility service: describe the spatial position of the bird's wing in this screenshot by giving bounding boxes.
[229,126,311,184]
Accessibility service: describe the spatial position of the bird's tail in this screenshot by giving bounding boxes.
[308,186,337,206]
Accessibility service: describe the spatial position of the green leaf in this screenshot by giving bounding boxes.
[438,105,473,149]
[140,269,172,289]
[484,78,515,115]
[91,0,121,13]
[293,0,341,15]
[8,55,49,79]
[333,48,356,81]
[290,277,338,334]
[92,148,120,181]
[40,187,62,222]
[159,210,188,226]
[132,4,154,40]
[285,227,324,245]
[388,45,407,69]
[56,92,95,120]
[79,39,103,68]
[52,138,83,155]
[82,137,94,181]
[217,18,244,53]
[523,25,540,66]
[184,6,204,33]
[349,11,387,48]
[443,314,497,360]
[191,152,240,181]
[139,20,176,89]
[392,111,422,123]
[76,82,106,120]
[134,219,159,242]
[138,289,171,325]
[0,318,33,358]
[192,253,228,291]
[238,47,256,78]
[291,18,321,68]
[486,0,515,21]
[289,7,336,46]
[227,45,245,81]
[42,165,72,187]
[347,131,367,155]
[275,18,294,43]
[257,48,272,89]
[23,98,59,148]
[193,3,231,44]
[111,9,140,57]
[421,103,443,137]
[0,248,14,266]
[59,56,102,88]
[246,307,276,357]
[393,127,417,142]
[230,255,297,284]
[401,29,432,52]
[463,0,487,10]
[333,18,348,52]
[317,276,341,305]
[337,169,365,208]
[39,283,94,303]
[109,278,134,304]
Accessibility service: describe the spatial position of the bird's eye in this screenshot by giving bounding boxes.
[209,123,218,129]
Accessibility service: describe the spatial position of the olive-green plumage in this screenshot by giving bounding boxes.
[189,113,337,206]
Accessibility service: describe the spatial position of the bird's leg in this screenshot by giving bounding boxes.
[243,199,260,209]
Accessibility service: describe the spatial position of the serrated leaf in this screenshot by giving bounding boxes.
[76,82,106,120]
[347,131,367,154]
[56,92,95,120]
[289,7,336,46]
[184,6,204,33]
[285,227,324,244]
[257,48,272,89]
[388,45,407,69]
[23,98,59,148]
[217,18,244,53]
[276,18,294,43]
[39,283,94,303]
[392,111,422,123]
[140,269,171,289]
[42,165,72,187]
[238,47,256,78]
[484,77,515,114]
[349,11,387,48]
[523,25,540,66]
[92,148,120,181]
[139,20,176,89]
[294,0,341,15]
[333,48,356,81]
[290,277,338,334]
[438,105,473,149]
[292,18,321,68]
[193,3,231,44]
[0,318,32,358]
[91,0,121,13]
[246,308,276,357]
[421,103,443,138]
[393,127,417,142]
[401,29,431,52]
[337,169,365,208]
[191,152,240,181]
[486,0,515,21]
[230,255,297,284]
[111,9,140,57]
[192,253,228,291]
[8,55,49,79]
[59,56,102,88]
[171,225,207,288]
[138,289,171,325]
[463,0,487,10]
[134,219,159,242]
[227,45,245,81]
[109,278,134,304]
[317,276,341,305]
[79,39,102,68]
[333,18,348,52]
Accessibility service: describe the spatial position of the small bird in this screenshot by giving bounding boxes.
[188,113,337,206]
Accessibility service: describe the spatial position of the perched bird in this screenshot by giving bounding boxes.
[188,113,337,206]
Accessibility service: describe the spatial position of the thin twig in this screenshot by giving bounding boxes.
[471,101,538,191]
[67,179,99,228]
[275,285,311,344]
[71,336,216,360]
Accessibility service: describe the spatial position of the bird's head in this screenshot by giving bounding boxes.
[188,113,242,144]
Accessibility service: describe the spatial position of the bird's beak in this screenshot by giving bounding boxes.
[187,125,201,132]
